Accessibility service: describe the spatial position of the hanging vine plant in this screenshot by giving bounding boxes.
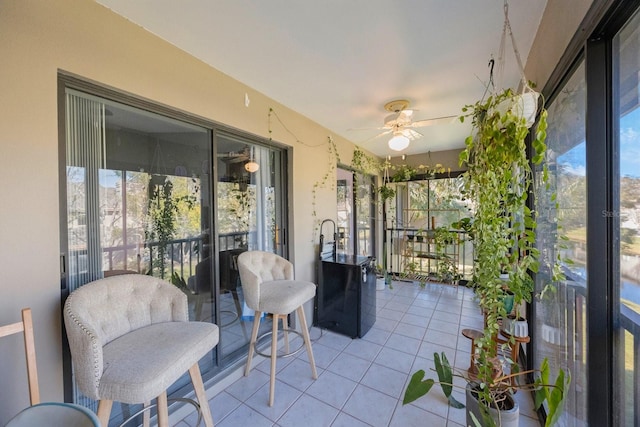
[146,176,195,279]
[310,136,341,241]
[404,86,569,427]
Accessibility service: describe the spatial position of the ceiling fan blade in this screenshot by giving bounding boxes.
[397,109,414,120]
[348,125,392,131]
[409,115,458,128]
[360,129,392,143]
[402,128,423,141]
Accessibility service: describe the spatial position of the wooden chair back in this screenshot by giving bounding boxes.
[0,308,40,405]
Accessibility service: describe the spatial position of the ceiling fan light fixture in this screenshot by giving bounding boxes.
[244,146,260,173]
[245,161,259,173]
[388,133,410,151]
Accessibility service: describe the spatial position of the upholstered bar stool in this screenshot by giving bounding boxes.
[237,251,318,406]
[64,274,219,427]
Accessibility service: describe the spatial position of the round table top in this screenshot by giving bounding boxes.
[461,328,484,340]
[6,402,99,427]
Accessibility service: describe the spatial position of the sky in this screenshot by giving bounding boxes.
[557,106,640,178]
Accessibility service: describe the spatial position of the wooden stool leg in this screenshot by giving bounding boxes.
[189,363,215,427]
[142,401,150,427]
[297,306,318,379]
[245,312,261,376]
[269,314,279,407]
[283,316,290,354]
[157,391,169,427]
[97,400,113,427]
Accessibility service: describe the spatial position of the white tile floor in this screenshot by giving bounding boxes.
[177,281,541,427]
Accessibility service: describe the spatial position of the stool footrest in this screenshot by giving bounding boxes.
[255,329,305,358]
[118,397,202,427]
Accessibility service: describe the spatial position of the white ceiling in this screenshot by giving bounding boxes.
[95,0,547,157]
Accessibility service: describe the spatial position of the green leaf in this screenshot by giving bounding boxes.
[534,386,546,410]
[403,370,435,405]
[434,352,454,397]
[448,394,465,409]
[546,369,570,427]
[469,412,483,427]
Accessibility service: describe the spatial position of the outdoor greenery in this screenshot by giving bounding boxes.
[146,175,197,278]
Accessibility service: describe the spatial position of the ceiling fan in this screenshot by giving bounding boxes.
[367,99,457,151]
[217,146,260,173]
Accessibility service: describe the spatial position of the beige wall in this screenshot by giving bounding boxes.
[0,0,365,422]
[525,0,594,91]
[0,0,592,423]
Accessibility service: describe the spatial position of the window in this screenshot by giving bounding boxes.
[385,175,472,281]
[614,10,640,425]
[336,166,375,257]
[533,61,588,426]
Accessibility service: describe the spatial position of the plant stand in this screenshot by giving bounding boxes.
[461,328,484,378]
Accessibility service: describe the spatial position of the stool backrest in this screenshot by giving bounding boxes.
[63,274,187,399]
[237,251,293,310]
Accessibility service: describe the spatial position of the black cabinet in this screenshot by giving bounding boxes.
[314,254,376,338]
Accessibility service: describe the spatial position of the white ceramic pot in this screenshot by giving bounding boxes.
[502,316,528,338]
[466,383,519,427]
[494,89,540,128]
[512,319,528,338]
[542,324,564,345]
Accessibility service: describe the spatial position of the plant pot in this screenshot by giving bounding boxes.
[466,383,519,427]
[494,89,540,128]
[500,293,515,316]
[502,315,528,338]
[541,323,564,346]
[376,277,386,291]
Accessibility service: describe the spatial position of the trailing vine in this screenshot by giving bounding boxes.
[146,176,195,279]
[458,87,552,405]
[311,136,341,242]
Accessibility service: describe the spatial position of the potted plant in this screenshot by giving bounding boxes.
[403,87,570,426]
[404,352,568,427]
[433,226,460,284]
[374,263,391,290]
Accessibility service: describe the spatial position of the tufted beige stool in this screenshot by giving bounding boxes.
[237,251,318,406]
[64,274,219,427]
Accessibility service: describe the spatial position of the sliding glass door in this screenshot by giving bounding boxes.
[62,89,213,423]
[614,11,640,426]
[60,82,288,425]
[213,131,287,359]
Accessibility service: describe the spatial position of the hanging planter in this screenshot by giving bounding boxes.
[494,86,540,128]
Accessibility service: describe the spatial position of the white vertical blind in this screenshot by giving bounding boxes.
[65,90,106,292]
